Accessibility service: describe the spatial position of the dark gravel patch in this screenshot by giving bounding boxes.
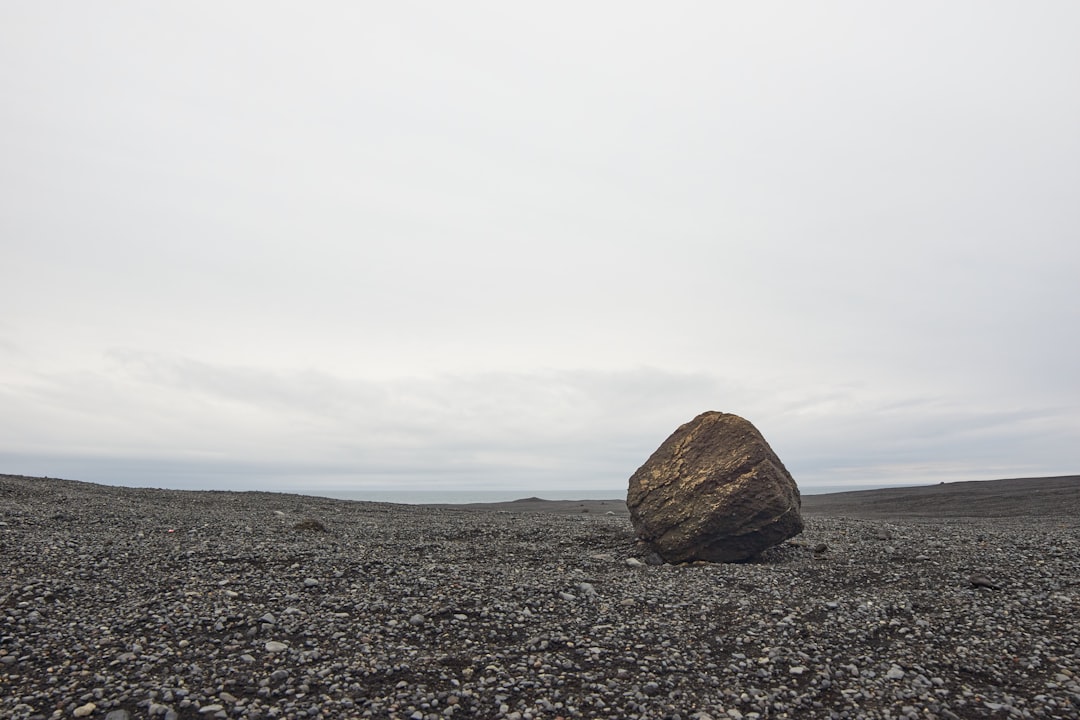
[2,474,1078,720]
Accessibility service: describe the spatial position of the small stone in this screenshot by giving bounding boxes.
[559,592,577,602]
[408,614,426,626]
[643,681,661,696]
[303,578,320,587]
[265,641,288,653]
[105,712,131,720]
[886,665,905,680]
[969,573,1000,590]
[789,665,807,675]
[199,706,224,714]
[625,558,644,567]
[74,703,97,717]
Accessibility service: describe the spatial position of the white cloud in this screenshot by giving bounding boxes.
[2,350,1076,492]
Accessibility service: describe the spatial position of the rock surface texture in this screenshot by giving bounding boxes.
[627,411,803,563]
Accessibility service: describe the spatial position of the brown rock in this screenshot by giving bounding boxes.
[626,411,803,563]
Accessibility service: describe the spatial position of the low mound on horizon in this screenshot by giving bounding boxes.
[457,475,1080,519]
[800,474,1080,518]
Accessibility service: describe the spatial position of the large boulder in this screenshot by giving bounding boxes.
[627,411,802,563]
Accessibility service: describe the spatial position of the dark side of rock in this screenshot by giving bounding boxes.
[626,411,803,563]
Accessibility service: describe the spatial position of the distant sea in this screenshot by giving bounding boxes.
[311,484,912,505]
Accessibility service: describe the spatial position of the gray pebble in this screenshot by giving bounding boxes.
[969,573,1001,589]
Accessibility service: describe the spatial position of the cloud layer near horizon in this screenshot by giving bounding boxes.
[1,351,1073,491]
[2,3,1078,492]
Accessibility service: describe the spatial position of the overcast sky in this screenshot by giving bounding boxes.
[2,3,1078,494]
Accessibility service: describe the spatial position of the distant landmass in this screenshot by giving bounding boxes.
[443,475,1080,519]
[800,474,1080,518]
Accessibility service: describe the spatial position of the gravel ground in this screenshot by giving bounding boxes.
[2,474,1078,720]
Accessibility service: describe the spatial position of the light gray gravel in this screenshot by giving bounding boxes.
[2,475,1078,719]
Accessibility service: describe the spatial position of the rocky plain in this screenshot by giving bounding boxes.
[2,474,1078,720]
